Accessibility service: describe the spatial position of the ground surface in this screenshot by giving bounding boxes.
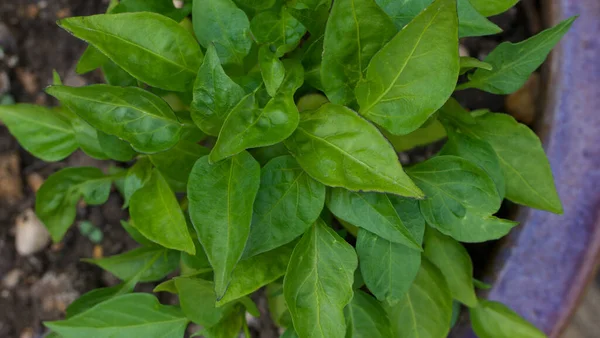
[1,1,595,338]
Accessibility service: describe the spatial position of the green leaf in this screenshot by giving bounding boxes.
[286,0,332,36]
[266,282,293,328]
[249,142,290,166]
[154,279,179,294]
[383,119,447,152]
[76,46,109,74]
[63,111,108,160]
[327,189,422,250]
[284,219,357,338]
[188,152,260,298]
[459,56,493,75]
[258,45,285,97]
[97,131,136,162]
[284,103,423,197]
[199,304,246,338]
[356,0,459,135]
[407,156,518,242]
[111,0,193,22]
[234,0,276,11]
[423,228,478,307]
[45,294,188,338]
[321,0,396,105]
[244,155,325,257]
[217,242,294,306]
[192,0,252,65]
[190,44,247,136]
[250,8,306,56]
[102,60,138,87]
[120,220,156,247]
[175,277,232,327]
[457,0,502,38]
[456,17,576,94]
[66,282,136,318]
[84,247,179,282]
[46,85,182,154]
[355,197,424,303]
[130,169,196,254]
[468,0,519,16]
[123,157,153,208]
[149,140,209,192]
[0,104,77,162]
[447,109,562,213]
[470,300,546,338]
[210,61,303,163]
[440,123,505,198]
[36,167,111,242]
[59,13,202,92]
[374,0,432,29]
[344,290,393,338]
[385,260,453,338]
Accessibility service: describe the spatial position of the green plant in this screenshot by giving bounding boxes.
[0,0,575,337]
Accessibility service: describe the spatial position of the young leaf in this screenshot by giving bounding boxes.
[385,260,453,338]
[97,131,136,162]
[423,228,478,307]
[456,17,576,94]
[470,300,546,338]
[468,0,519,17]
[384,119,447,152]
[187,152,260,298]
[129,169,196,254]
[321,0,396,105]
[244,155,325,257]
[448,110,562,213]
[283,219,358,338]
[457,0,502,38]
[190,44,247,136]
[175,277,233,327]
[250,8,306,56]
[218,242,295,305]
[149,140,210,192]
[409,156,517,242]
[58,13,202,92]
[76,46,109,74]
[192,0,252,65]
[111,0,193,22]
[123,157,153,208]
[36,167,111,242]
[355,197,424,303]
[459,56,493,75]
[0,104,78,161]
[45,294,188,338]
[284,103,423,197]
[259,45,285,97]
[374,0,432,29]
[120,220,156,247]
[344,290,393,338]
[286,0,332,36]
[46,85,182,154]
[83,246,179,282]
[327,189,422,250]
[210,61,303,163]
[356,0,459,135]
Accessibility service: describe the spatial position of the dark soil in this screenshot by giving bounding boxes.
[0,1,540,337]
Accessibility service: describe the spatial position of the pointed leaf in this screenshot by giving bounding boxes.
[192,0,252,65]
[356,0,459,135]
[374,0,432,29]
[45,294,188,338]
[470,300,546,338]
[457,0,502,38]
[190,44,247,136]
[149,140,210,192]
[259,45,285,97]
[187,152,260,298]
[36,167,111,242]
[283,220,357,338]
[457,17,576,94]
[344,290,393,338]
[469,0,519,16]
[321,0,396,105]
[123,157,153,208]
[244,155,325,257]
[130,169,196,254]
[76,46,109,74]
[284,103,423,197]
[459,56,492,75]
[59,13,202,91]
[175,277,233,327]
[97,131,136,162]
[47,85,182,154]
[0,104,77,161]
[250,8,306,56]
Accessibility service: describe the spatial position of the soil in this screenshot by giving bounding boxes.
[0,1,540,337]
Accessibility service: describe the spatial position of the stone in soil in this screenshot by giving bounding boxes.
[15,209,50,256]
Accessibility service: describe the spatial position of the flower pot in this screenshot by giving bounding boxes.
[453,1,600,337]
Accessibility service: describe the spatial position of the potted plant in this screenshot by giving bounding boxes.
[0,0,582,337]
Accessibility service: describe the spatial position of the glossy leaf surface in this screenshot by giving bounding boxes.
[471,300,546,338]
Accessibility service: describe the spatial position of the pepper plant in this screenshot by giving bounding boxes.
[0,0,575,337]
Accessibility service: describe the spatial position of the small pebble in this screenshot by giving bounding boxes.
[459,44,469,57]
[15,209,51,256]
[2,269,22,289]
[27,172,44,193]
[0,152,23,204]
[93,245,104,259]
[19,328,33,338]
[15,68,38,94]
